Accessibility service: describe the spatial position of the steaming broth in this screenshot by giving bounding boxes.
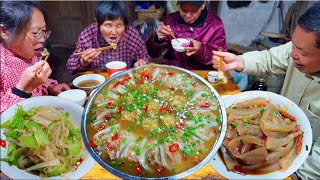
[86,65,222,177]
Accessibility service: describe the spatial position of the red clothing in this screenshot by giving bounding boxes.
[66,22,151,74]
[0,44,57,113]
[147,9,226,70]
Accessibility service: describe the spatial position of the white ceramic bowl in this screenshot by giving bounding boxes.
[0,96,95,179]
[105,61,127,75]
[210,91,312,179]
[73,74,105,93]
[58,89,87,106]
[171,38,190,52]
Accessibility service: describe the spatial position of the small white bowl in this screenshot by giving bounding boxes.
[58,89,87,106]
[208,71,226,83]
[105,61,127,75]
[171,38,190,52]
[73,74,105,94]
[207,71,219,83]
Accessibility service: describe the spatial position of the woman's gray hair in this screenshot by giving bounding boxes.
[297,2,320,48]
[0,1,47,45]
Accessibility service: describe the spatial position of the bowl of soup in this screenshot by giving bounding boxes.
[73,74,105,93]
[81,64,227,179]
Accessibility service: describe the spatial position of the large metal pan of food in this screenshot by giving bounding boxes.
[81,64,227,179]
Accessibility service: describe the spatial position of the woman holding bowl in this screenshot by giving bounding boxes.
[67,1,151,75]
[0,1,69,113]
[147,0,226,70]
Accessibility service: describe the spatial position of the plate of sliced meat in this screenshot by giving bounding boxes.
[210,90,312,179]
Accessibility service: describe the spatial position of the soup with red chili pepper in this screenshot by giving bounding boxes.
[86,65,222,177]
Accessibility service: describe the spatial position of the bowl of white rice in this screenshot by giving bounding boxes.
[58,89,87,106]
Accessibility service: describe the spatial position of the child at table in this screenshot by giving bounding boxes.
[66,1,151,75]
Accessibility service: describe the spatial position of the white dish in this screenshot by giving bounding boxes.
[58,89,87,106]
[0,96,95,179]
[210,91,312,179]
[73,74,105,93]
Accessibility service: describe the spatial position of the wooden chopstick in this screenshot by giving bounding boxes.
[73,44,117,56]
[169,32,180,43]
[218,49,223,72]
[33,48,50,78]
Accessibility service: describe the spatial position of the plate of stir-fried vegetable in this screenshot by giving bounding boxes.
[0,96,95,179]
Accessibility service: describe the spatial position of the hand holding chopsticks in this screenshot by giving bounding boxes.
[73,44,117,56]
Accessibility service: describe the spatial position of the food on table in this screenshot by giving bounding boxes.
[220,97,303,174]
[0,105,85,178]
[86,65,223,177]
[77,79,101,88]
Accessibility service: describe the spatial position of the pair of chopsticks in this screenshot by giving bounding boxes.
[169,32,180,43]
[73,44,117,56]
[33,48,50,78]
[217,49,223,72]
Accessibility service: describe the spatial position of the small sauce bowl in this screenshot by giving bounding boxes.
[207,71,220,83]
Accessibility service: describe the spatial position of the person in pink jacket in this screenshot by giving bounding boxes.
[147,0,226,70]
[0,1,69,113]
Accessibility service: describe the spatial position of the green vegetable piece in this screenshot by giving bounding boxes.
[25,121,50,146]
[230,123,237,129]
[48,163,67,177]
[19,135,39,148]
[0,158,10,163]
[4,130,22,138]
[242,118,248,123]
[65,119,79,136]
[260,108,265,114]
[7,142,17,155]
[67,140,81,156]
[1,105,26,129]
[216,116,221,123]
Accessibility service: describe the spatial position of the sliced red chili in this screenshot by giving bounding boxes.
[0,139,6,148]
[156,165,165,175]
[200,103,211,108]
[168,72,175,76]
[117,106,123,113]
[169,143,179,153]
[159,105,166,111]
[104,141,115,151]
[169,87,175,91]
[175,122,185,130]
[104,114,112,121]
[159,105,172,113]
[135,165,143,176]
[143,105,148,112]
[75,158,83,166]
[107,101,114,106]
[97,125,106,132]
[194,157,200,164]
[88,140,97,148]
[112,134,120,141]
